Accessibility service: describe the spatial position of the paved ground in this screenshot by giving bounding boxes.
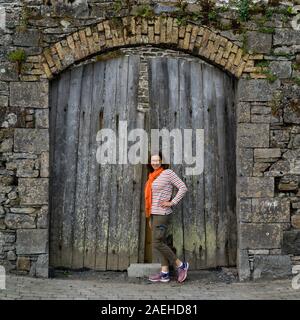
[0,268,299,300]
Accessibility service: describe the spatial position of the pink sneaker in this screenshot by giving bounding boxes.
[177,262,189,283]
[148,272,170,283]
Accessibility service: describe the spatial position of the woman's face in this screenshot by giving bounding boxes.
[151,155,161,170]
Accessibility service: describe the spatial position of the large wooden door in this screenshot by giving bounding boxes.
[49,55,144,270]
[147,57,237,268]
[49,54,237,271]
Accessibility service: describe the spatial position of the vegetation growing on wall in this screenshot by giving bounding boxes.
[7,49,27,76]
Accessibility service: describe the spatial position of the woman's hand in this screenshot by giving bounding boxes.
[160,201,173,208]
[148,219,152,229]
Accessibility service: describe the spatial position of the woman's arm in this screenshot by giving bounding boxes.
[168,170,188,206]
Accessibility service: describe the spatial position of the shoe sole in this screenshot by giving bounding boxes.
[178,262,189,283]
[148,278,170,283]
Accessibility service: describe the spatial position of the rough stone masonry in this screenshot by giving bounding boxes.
[0,0,300,280]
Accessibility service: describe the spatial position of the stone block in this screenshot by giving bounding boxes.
[264,160,290,177]
[37,205,48,229]
[40,152,49,178]
[13,30,41,47]
[241,198,290,223]
[10,81,48,108]
[237,148,253,176]
[237,249,250,281]
[18,178,48,205]
[291,215,300,229]
[16,159,39,178]
[269,61,292,79]
[16,229,48,255]
[36,254,49,278]
[274,29,300,46]
[254,148,281,159]
[253,162,271,177]
[35,109,49,129]
[253,255,292,279]
[10,207,36,214]
[246,31,272,54]
[238,124,269,147]
[17,256,31,271]
[14,129,49,154]
[284,104,300,124]
[239,177,274,198]
[127,263,161,278]
[237,79,280,101]
[4,214,35,229]
[240,223,282,249]
[282,230,300,255]
[237,102,251,123]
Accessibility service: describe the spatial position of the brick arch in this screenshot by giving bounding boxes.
[31,16,265,80]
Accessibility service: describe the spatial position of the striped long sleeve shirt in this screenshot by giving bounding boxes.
[151,169,188,215]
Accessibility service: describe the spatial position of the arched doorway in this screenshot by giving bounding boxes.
[49,48,237,271]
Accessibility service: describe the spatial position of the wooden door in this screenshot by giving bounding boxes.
[49,55,144,270]
[147,57,237,268]
[49,54,237,271]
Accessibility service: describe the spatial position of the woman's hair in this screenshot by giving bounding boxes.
[147,150,170,173]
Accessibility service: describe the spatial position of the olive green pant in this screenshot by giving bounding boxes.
[151,214,178,267]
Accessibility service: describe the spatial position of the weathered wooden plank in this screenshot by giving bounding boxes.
[60,66,83,268]
[105,58,120,270]
[52,71,71,267]
[84,61,104,269]
[175,58,190,264]
[114,55,129,270]
[214,69,229,266]
[72,63,93,269]
[183,61,206,269]
[123,55,141,268]
[202,64,218,268]
[95,60,113,270]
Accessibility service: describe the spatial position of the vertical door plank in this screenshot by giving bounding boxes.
[213,68,228,266]
[96,60,116,270]
[93,61,110,270]
[52,71,71,267]
[72,63,93,269]
[84,61,104,269]
[183,61,206,269]
[105,58,119,270]
[202,64,218,268]
[124,55,141,267]
[61,66,83,268]
[114,55,129,270]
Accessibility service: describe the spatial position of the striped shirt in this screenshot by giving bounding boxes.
[151,169,188,216]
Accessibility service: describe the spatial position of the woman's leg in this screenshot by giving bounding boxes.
[151,214,178,271]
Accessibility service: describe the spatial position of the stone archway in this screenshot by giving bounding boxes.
[23,16,266,82]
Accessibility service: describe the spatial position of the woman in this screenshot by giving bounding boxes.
[144,151,189,283]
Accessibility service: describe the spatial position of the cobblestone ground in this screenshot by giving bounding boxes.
[0,269,299,300]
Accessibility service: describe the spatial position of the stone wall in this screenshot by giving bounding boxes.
[0,0,300,279]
